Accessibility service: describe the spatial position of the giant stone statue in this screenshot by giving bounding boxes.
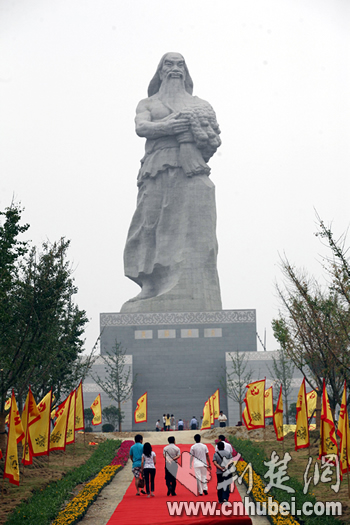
[121,53,222,313]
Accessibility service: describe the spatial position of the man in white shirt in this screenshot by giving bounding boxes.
[190,434,211,495]
[163,436,181,496]
[218,411,227,427]
[215,434,233,455]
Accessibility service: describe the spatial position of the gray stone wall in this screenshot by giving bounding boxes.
[99,310,257,430]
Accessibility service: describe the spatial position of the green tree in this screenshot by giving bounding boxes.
[93,340,136,431]
[102,405,124,431]
[0,204,89,450]
[288,402,297,424]
[220,350,253,423]
[84,407,94,428]
[268,345,295,424]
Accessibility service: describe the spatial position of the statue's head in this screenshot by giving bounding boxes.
[148,52,193,97]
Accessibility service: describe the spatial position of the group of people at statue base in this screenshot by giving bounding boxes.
[156,414,185,431]
[129,433,236,504]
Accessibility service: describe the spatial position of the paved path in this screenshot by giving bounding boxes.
[79,431,269,525]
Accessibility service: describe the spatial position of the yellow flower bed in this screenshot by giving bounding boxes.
[236,459,299,525]
[52,465,121,525]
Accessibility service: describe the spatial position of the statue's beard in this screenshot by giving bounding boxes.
[159,75,186,98]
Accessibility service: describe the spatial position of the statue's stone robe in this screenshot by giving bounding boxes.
[121,133,222,313]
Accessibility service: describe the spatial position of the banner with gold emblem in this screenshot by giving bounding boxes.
[319,380,338,459]
[201,399,211,430]
[21,387,41,465]
[209,396,214,426]
[306,389,317,419]
[337,381,350,479]
[295,378,310,450]
[30,390,52,457]
[242,406,255,430]
[4,390,20,486]
[134,392,147,424]
[66,390,76,445]
[91,394,102,426]
[75,381,84,431]
[273,385,284,441]
[264,386,273,419]
[212,389,220,419]
[244,379,266,429]
[50,393,71,451]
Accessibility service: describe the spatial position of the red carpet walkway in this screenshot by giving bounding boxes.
[107,444,252,525]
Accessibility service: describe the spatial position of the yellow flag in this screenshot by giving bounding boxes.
[50,393,71,451]
[134,392,147,424]
[244,379,265,429]
[319,380,338,459]
[273,385,284,441]
[337,381,350,479]
[30,390,52,457]
[242,406,255,430]
[21,387,41,465]
[66,390,76,445]
[201,399,211,430]
[91,394,103,425]
[212,389,220,419]
[5,397,11,411]
[75,381,84,431]
[4,390,20,486]
[11,395,25,444]
[264,386,273,418]
[295,378,310,450]
[209,396,214,426]
[306,389,317,419]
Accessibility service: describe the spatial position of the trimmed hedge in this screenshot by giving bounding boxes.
[5,439,121,525]
[102,423,115,433]
[230,436,342,525]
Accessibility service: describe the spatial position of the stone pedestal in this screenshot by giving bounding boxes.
[99,309,257,431]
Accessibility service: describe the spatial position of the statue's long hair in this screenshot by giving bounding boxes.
[148,53,194,97]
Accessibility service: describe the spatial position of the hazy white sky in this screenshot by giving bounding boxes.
[1,0,349,354]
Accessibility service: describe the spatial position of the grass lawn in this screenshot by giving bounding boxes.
[0,433,106,524]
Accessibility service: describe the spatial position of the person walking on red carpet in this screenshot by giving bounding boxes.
[163,436,181,496]
[141,442,157,497]
[129,434,144,496]
[215,434,234,455]
[213,440,232,503]
[190,434,211,496]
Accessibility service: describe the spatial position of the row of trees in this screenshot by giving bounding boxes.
[223,218,350,425]
[0,204,90,449]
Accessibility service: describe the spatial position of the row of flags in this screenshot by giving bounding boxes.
[201,389,220,430]
[2,382,86,486]
[242,378,350,479]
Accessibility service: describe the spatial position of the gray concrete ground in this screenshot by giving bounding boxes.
[79,431,269,525]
